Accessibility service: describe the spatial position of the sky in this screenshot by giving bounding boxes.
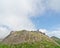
[0,0,60,38]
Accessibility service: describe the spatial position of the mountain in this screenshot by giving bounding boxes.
[0,39,3,42]
[51,36,60,45]
[0,30,60,48]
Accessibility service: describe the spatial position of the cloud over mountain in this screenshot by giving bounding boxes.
[0,0,60,38]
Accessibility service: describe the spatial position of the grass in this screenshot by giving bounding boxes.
[0,41,60,48]
[51,36,60,45]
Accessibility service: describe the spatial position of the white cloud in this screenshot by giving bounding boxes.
[0,26,10,39]
[0,0,46,38]
[39,28,60,38]
[1,16,36,31]
[47,0,60,12]
[47,30,60,38]
[0,0,60,38]
[39,29,47,33]
[29,0,46,16]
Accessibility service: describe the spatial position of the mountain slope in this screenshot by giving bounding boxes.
[51,36,60,45]
[1,30,60,48]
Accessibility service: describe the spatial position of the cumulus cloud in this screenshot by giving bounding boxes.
[39,28,60,38]
[39,29,47,33]
[47,30,60,38]
[0,26,10,39]
[29,0,46,16]
[0,0,46,30]
[0,0,60,38]
[0,0,46,38]
[47,0,60,12]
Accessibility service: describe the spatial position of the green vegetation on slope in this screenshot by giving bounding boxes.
[51,36,60,45]
[0,41,60,48]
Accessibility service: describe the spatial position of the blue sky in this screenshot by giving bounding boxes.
[31,9,60,38]
[0,0,60,38]
[31,10,60,30]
